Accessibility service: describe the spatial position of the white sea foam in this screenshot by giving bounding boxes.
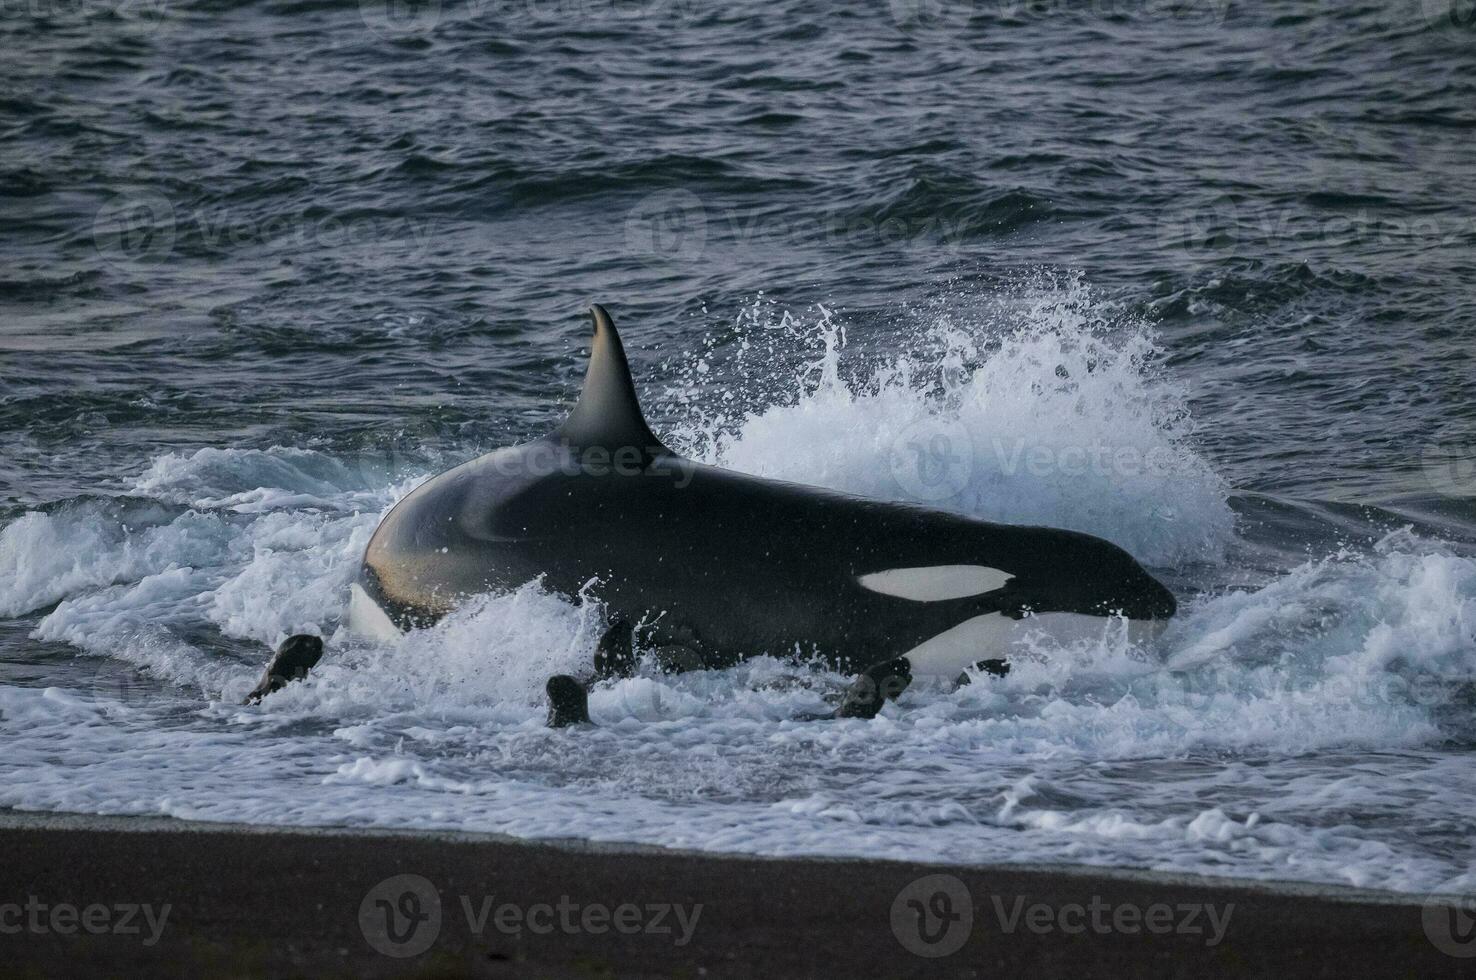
[1,287,1473,895]
[666,276,1234,566]
[0,503,226,619]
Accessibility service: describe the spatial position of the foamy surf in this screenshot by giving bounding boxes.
[1,285,1472,897]
[666,276,1235,567]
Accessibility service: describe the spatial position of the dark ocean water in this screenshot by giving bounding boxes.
[1,2,1474,893]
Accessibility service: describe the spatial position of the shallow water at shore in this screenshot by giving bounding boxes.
[2,3,1474,895]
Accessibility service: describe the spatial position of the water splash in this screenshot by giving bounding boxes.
[666,275,1234,566]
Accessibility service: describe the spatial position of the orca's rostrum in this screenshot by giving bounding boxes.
[350,305,1175,717]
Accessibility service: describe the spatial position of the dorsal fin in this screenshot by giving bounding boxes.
[557,304,669,457]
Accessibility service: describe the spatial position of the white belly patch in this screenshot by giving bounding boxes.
[901,611,1165,676]
[347,583,404,643]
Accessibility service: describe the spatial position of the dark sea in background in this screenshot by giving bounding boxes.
[1,2,1474,893]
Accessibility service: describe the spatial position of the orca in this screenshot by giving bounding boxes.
[349,305,1175,688]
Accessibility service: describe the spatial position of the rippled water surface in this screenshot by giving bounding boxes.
[2,2,1474,895]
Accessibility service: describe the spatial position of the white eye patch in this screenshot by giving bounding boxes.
[857,565,1013,602]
